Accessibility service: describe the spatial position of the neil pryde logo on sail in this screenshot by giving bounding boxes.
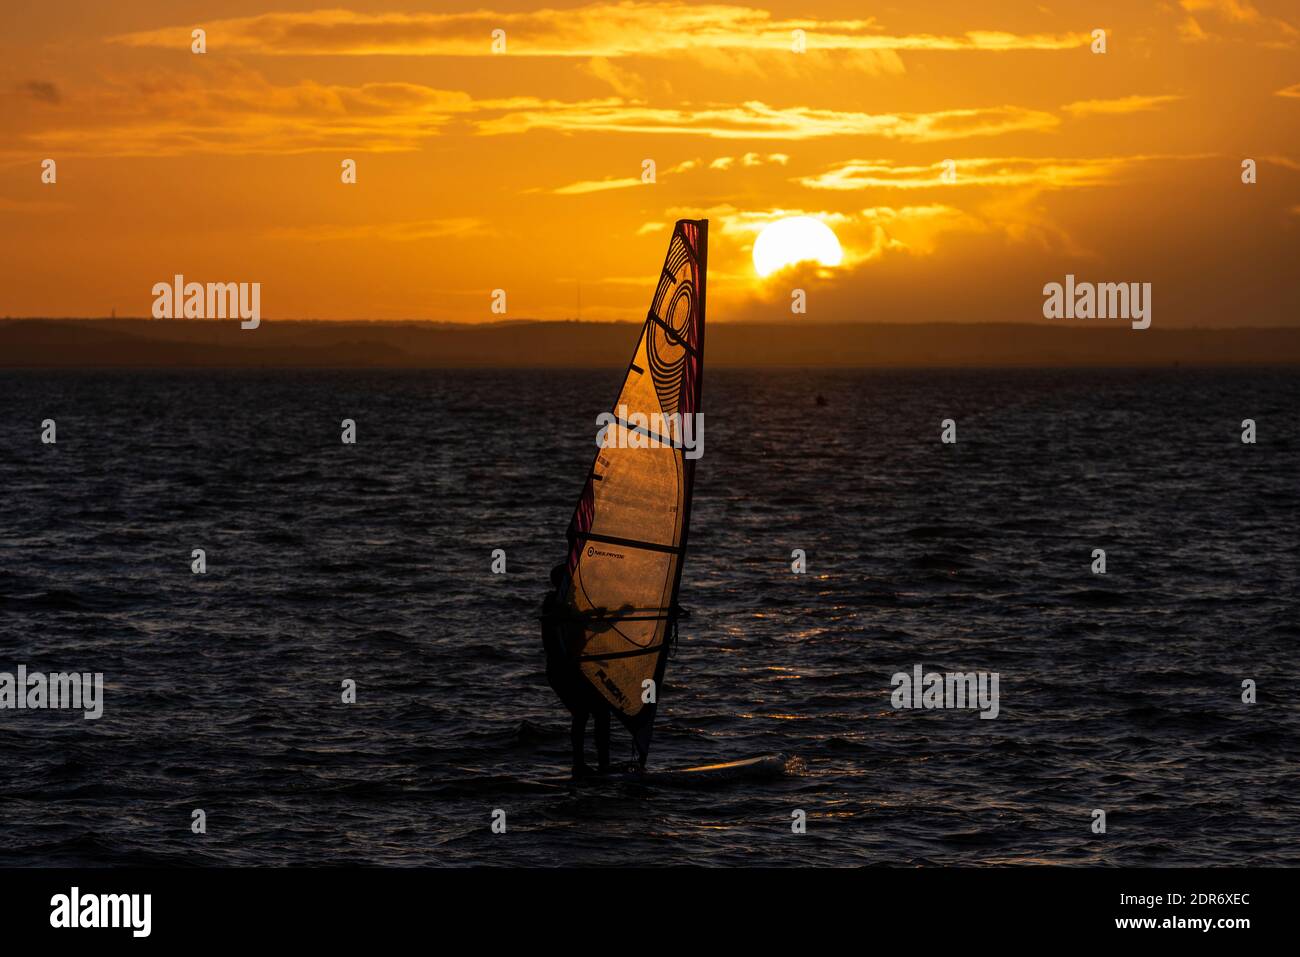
[891,664,1000,719]
[595,405,704,459]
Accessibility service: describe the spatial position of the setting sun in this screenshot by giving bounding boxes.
[752,217,844,278]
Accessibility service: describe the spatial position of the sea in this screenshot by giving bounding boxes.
[0,367,1297,866]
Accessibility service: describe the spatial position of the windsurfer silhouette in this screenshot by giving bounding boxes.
[541,561,612,777]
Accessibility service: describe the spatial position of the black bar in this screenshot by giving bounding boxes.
[645,312,699,356]
[577,643,662,661]
[0,867,1282,944]
[578,531,681,554]
[610,415,680,448]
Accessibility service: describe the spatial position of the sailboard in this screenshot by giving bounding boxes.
[535,754,789,789]
[559,218,707,768]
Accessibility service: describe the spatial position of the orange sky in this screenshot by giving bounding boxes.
[1,0,1297,324]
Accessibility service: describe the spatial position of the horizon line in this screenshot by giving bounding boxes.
[5,317,1300,332]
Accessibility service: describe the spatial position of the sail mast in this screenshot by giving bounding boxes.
[644,219,705,758]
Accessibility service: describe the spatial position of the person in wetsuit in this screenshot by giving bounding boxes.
[540,562,612,777]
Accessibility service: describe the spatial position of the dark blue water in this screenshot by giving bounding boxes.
[1,368,1296,866]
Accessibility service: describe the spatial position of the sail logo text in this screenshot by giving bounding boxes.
[891,665,1000,719]
[50,887,151,937]
[0,665,104,719]
[1042,274,1151,329]
[596,405,704,460]
[152,274,261,329]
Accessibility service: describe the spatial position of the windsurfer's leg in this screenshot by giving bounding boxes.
[570,707,590,776]
[594,707,611,771]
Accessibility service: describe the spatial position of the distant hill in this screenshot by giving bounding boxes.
[2,318,1299,368]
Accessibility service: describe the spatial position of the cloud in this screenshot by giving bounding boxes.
[850,204,988,260]
[1265,155,1300,171]
[110,4,1089,58]
[1277,83,1300,98]
[670,204,852,236]
[0,67,620,157]
[657,200,1030,284]
[722,152,1300,327]
[798,156,1140,191]
[17,81,61,105]
[0,66,483,157]
[265,218,488,242]
[1061,94,1184,117]
[20,62,1046,159]
[1176,0,1299,45]
[1178,16,1211,42]
[579,57,646,96]
[479,101,1060,141]
[1181,0,1269,25]
[550,151,788,193]
[552,176,644,195]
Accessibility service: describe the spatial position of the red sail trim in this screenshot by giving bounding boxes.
[680,220,699,254]
[566,480,595,574]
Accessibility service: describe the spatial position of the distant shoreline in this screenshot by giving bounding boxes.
[3,318,1299,369]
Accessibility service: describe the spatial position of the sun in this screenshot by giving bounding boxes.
[752,217,844,278]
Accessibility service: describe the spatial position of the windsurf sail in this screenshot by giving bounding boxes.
[560,218,707,767]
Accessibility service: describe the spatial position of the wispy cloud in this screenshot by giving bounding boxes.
[668,204,851,235]
[551,176,644,195]
[852,204,989,259]
[0,66,481,156]
[798,155,1200,191]
[265,218,488,242]
[1062,94,1184,117]
[578,57,646,96]
[479,101,1060,141]
[549,151,789,193]
[17,64,1059,159]
[1177,0,1299,45]
[110,4,1090,58]
[1265,155,1300,171]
